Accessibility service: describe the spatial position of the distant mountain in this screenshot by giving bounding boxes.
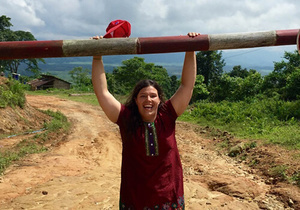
[34,54,185,80]
[19,47,292,80]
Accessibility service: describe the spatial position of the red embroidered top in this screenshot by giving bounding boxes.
[116,100,184,209]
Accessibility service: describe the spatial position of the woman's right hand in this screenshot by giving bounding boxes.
[187,32,200,37]
[90,35,103,40]
[90,35,104,59]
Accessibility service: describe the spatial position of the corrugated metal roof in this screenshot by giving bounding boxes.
[28,75,71,88]
[41,75,71,84]
[28,79,54,87]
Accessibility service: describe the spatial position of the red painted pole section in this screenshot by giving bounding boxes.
[0,40,64,60]
[275,29,300,46]
[297,30,300,54]
[0,29,299,60]
[137,35,209,54]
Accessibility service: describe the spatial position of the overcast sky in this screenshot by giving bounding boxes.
[1,0,300,68]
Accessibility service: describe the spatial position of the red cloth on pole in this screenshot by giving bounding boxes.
[104,20,131,38]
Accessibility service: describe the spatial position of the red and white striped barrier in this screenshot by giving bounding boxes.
[0,29,299,60]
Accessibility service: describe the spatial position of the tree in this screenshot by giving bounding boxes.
[262,50,300,100]
[274,50,300,75]
[196,51,225,85]
[112,57,173,97]
[227,65,250,78]
[284,68,300,100]
[234,71,263,100]
[209,74,238,102]
[149,65,173,98]
[0,15,12,33]
[0,15,44,76]
[190,74,209,103]
[169,75,179,97]
[208,70,262,102]
[112,57,150,94]
[69,67,92,90]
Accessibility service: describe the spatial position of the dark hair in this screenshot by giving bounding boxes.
[125,79,165,135]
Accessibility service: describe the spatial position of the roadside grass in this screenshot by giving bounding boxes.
[267,165,300,187]
[180,98,300,150]
[0,109,70,174]
[27,89,99,105]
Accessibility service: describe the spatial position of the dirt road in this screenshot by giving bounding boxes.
[0,95,297,209]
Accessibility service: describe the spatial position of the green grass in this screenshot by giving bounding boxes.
[268,165,289,181]
[43,109,70,132]
[0,140,48,174]
[0,109,70,174]
[180,98,300,150]
[292,172,300,186]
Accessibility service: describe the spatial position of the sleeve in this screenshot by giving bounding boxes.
[116,104,126,126]
[164,100,178,121]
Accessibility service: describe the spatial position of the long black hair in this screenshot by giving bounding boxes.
[124,79,165,135]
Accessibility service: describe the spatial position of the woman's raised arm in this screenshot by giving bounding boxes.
[92,55,121,123]
[170,32,199,116]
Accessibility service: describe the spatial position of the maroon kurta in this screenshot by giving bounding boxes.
[116,100,184,209]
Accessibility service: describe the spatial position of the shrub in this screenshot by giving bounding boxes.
[0,79,26,108]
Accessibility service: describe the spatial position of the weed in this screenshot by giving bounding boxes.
[246,141,257,149]
[42,110,70,132]
[268,165,288,181]
[240,154,247,161]
[249,159,259,166]
[291,172,300,187]
[217,140,230,149]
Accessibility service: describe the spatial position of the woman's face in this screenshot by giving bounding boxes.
[135,86,161,122]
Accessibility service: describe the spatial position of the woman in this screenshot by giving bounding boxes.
[92,32,199,210]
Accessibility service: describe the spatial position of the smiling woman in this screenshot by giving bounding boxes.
[134,82,162,122]
[92,33,198,209]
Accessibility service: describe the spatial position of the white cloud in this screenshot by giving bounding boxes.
[2,0,45,30]
[139,0,168,19]
[1,0,299,39]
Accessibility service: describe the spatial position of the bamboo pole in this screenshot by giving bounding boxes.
[0,29,299,60]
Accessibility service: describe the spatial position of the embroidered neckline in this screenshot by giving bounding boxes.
[144,122,159,156]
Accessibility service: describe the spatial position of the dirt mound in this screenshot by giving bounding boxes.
[0,95,299,209]
[0,99,51,135]
[0,77,51,136]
